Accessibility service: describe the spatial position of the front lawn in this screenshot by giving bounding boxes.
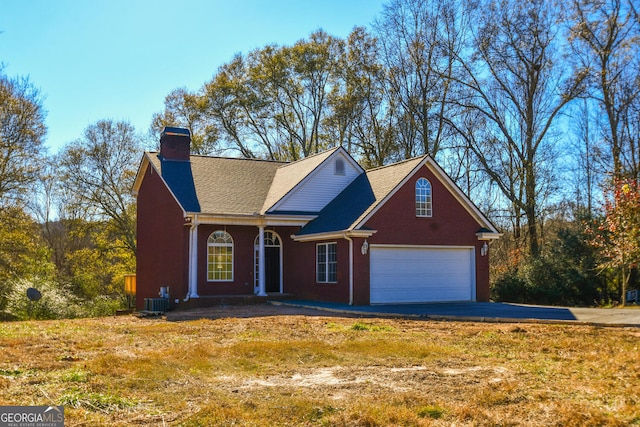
[0,311,638,426]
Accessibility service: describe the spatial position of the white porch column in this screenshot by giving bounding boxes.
[257,225,267,296]
[188,222,200,298]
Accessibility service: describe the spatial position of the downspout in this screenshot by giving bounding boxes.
[343,234,354,306]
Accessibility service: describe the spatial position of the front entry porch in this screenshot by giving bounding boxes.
[254,230,283,295]
[174,293,295,311]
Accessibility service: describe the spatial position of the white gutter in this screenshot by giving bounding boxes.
[291,229,376,243]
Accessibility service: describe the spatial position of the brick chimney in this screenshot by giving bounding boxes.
[159,127,191,161]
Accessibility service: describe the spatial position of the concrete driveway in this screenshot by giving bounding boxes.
[272,300,640,327]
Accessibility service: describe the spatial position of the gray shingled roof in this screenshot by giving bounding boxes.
[148,149,425,227]
[143,149,499,236]
[149,153,286,215]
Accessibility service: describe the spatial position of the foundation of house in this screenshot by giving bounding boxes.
[169,293,295,311]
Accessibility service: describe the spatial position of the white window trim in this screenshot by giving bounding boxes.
[416,177,433,218]
[316,242,337,284]
[207,231,234,282]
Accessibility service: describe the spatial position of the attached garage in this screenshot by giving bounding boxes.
[370,245,475,304]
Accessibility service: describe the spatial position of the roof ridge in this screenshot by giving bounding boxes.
[147,151,289,165]
[189,153,288,165]
[277,146,341,169]
[148,150,343,167]
[365,155,428,172]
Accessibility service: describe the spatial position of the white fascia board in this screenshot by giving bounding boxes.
[475,231,503,240]
[265,214,318,227]
[291,229,377,242]
[131,154,151,196]
[370,243,474,250]
[194,213,317,227]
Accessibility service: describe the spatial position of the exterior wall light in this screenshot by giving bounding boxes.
[480,242,489,257]
[361,239,369,255]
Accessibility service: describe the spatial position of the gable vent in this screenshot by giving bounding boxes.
[334,158,345,176]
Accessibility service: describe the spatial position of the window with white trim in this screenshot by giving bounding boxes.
[416,177,432,217]
[207,231,233,281]
[316,242,337,283]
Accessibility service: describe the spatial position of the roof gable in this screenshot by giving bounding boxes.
[351,157,426,228]
[354,156,499,234]
[263,147,363,214]
[296,155,500,238]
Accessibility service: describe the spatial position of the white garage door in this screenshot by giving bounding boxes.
[370,246,475,304]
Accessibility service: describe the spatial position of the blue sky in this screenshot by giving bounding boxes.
[1,0,385,153]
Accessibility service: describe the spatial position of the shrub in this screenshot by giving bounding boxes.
[490,269,527,303]
[4,277,80,320]
[491,222,610,307]
[3,277,125,320]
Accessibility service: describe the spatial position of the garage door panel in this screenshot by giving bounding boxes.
[370,246,474,304]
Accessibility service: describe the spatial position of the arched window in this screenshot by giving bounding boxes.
[207,231,233,281]
[253,230,281,247]
[416,178,432,217]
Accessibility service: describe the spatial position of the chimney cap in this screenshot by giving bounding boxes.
[161,127,191,138]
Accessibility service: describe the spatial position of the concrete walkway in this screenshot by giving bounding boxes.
[271,300,640,327]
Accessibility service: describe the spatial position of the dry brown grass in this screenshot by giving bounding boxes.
[0,307,639,426]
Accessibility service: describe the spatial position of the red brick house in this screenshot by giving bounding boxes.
[133,127,500,310]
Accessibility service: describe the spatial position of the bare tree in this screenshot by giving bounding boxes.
[569,98,609,217]
[374,0,463,159]
[0,72,47,206]
[569,0,640,179]
[325,26,399,167]
[251,30,344,160]
[200,31,344,161]
[450,0,587,256]
[58,120,140,255]
[201,54,261,158]
[150,87,220,155]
